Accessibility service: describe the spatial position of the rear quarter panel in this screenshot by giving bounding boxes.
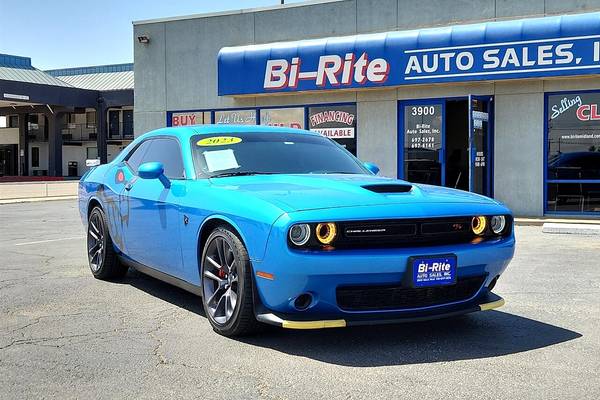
[79,162,131,254]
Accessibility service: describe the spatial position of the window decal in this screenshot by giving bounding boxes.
[197,136,243,146]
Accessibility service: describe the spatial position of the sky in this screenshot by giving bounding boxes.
[0,0,305,70]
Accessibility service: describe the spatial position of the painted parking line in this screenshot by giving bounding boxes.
[14,236,85,246]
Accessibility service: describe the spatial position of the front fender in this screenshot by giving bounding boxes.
[178,205,286,286]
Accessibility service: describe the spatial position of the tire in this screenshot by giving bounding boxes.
[87,206,128,280]
[200,226,260,336]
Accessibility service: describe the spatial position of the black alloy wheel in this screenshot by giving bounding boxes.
[87,206,127,280]
[201,226,260,336]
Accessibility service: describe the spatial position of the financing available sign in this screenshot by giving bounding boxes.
[308,104,358,154]
[309,108,355,139]
[218,12,600,95]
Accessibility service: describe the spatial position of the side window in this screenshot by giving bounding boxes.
[127,138,185,179]
[125,140,153,174]
[143,138,185,179]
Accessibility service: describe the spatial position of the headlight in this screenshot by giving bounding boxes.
[289,224,311,246]
[315,222,337,244]
[490,215,506,235]
[471,216,487,236]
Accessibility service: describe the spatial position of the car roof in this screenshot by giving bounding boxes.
[140,124,321,141]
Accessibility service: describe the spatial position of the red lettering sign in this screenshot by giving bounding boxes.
[264,53,389,90]
[576,104,600,121]
[172,114,197,126]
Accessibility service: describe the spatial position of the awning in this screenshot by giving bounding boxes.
[218,11,600,96]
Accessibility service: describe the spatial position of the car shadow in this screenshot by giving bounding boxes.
[122,268,206,317]
[122,270,582,367]
[242,312,582,367]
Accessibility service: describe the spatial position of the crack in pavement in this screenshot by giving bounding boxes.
[0,329,126,351]
[4,311,90,335]
[178,361,286,400]
[145,309,182,367]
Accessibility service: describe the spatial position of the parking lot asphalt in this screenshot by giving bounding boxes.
[0,200,599,400]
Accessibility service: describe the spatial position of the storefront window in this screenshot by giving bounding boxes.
[31,147,40,168]
[171,111,211,126]
[215,110,256,125]
[87,147,98,160]
[260,107,304,129]
[86,111,96,128]
[403,103,443,185]
[547,92,600,213]
[308,104,357,155]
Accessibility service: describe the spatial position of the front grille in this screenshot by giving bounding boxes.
[336,276,486,311]
[334,217,476,249]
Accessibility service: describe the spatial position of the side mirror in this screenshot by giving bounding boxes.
[138,161,171,188]
[363,161,380,175]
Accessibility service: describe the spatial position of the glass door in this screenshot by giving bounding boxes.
[108,110,120,139]
[0,144,18,176]
[401,101,444,186]
[122,110,133,138]
[469,96,493,196]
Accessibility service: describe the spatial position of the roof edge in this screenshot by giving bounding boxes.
[132,0,342,25]
[46,63,134,77]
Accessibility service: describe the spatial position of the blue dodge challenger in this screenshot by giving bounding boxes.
[79,125,515,336]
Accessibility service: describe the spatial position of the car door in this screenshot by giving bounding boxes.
[120,137,186,276]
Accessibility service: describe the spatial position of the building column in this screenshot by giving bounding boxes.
[18,113,29,176]
[96,96,108,164]
[47,112,63,177]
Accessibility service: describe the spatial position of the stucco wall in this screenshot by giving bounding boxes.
[494,82,545,216]
[0,127,19,145]
[136,0,600,135]
[62,145,95,177]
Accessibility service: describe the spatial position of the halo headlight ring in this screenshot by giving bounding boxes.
[490,215,507,235]
[471,216,487,236]
[315,222,337,245]
[289,224,311,246]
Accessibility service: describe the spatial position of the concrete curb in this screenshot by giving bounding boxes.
[515,218,600,226]
[0,181,78,201]
[542,222,600,235]
[0,196,78,205]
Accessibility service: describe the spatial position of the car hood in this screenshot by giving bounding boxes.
[208,174,499,212]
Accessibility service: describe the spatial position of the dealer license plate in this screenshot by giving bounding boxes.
[410,255,457,288]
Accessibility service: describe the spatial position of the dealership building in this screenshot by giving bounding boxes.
[131,0,600,217]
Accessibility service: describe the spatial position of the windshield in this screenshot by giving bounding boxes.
[190,132,368,178]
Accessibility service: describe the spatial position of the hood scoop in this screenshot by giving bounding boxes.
[362,184,413,194]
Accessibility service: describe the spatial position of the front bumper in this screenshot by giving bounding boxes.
[254,230,514,310]
[256,292,505,329]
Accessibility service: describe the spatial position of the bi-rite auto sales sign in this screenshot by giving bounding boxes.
[218,13,600,96]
